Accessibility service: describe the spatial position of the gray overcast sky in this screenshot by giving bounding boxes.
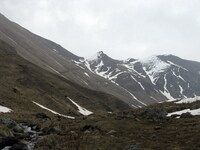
[0,0,200,61]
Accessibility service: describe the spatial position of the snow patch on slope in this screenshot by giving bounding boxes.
[167,108,200,117]
[32,101,75,119]
[0,105,12,113]
[159,74,174,100]
[84,72,90,77]
[140,56,170,84]
[130,75,145,90]
[68,98,93,116]
[167,61,188,71]
[175,96,200,104]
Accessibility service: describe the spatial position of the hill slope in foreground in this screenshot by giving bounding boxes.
[0,39,130,117]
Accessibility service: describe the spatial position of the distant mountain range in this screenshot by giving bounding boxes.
[79,52,200,108]
[0,13,200,110]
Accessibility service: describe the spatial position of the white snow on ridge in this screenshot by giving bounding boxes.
[68,98,93,116]
[0,105,12,113]
[175,96,200,104]
[122,64,146,78]
[109,71,125,80]
[172,70,186,82]
[72,60,86,70]
[32,101,75,119]
[84,61,93,72]
[140,56,170,84]
[167,61,188,71]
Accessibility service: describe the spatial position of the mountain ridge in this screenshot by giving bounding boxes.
[0,12,200,108]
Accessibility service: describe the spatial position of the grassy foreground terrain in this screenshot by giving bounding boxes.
[1,100,200,150]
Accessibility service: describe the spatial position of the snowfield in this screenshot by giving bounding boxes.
[167,108,200,117]
[175,96,200,104]
[167,96,200,117]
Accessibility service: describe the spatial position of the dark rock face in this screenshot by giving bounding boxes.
[0,136,19,149]
[0,118,43,150]
[12,125,24,133]
[10,142,28,150]
[0,118,17,128]
[154,126,161,130]
[139,108,167,122]
[180,112,193,118]
[46,127,61,134]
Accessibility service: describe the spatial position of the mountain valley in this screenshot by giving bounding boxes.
[0,13,200,150]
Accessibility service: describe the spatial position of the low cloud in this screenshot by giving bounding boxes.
[0,0,200,61]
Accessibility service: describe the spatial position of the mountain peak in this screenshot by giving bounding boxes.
[86,51,108,61]
[97,51,104,55]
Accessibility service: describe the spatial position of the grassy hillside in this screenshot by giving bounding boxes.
[0,39,130,122]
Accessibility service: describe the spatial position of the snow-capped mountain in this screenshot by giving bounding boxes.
[1,13,200,109]
[73,51,200,108]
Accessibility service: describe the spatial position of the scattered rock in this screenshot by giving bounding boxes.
[87,116,96,120]
[139,108,167,122]
[81,125,101,132]
[35,113,51,120]
[171,114,180,118]
[106,130,117,135]
[69,131,77,135]
[12,125,24,133]
[125,114,136,119]
[135,118,140,122]
[154,126,161,130]
[0,118,17,128]
[114,116,124,120]
[44,127,61,134]
[84,130,91,134]
[180,112,193,118]
[125,143,143,150]
[12,87,22,95]
[149,134,158,141]
[115,113,136,120]
[10,142,28,150]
